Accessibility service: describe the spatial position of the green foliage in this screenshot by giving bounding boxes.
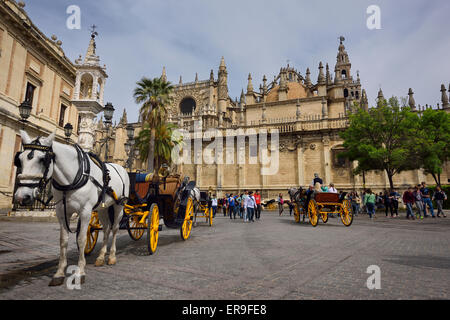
[135,122,182,167]
[413,109,450,185]
[339,97,420,188]
[133,77,175,171]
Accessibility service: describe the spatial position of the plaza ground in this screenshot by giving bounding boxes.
[0,210,449,300]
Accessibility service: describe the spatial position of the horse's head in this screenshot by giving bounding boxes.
[14,131,55,206]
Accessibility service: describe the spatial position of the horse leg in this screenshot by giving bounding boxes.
[49,211,69,287]
[95,210,111,267]
[75,209,92,283]
[108,205,123,266]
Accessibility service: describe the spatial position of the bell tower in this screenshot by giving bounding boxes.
[217,56,228,127]
[72,26,108,152]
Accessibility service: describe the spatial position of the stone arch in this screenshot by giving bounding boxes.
[344,88,349,98]
[80,73,94,99]
[179,96,197,115]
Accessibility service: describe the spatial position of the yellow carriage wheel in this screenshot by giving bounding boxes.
[128,215,145,241]
[180,196,194,241]
[84,212,100,255]
[147,204,160,255]
[294,204,301,223]
[321,210,329,224]
[308,200,319,227]
[209,207,213,227]
[340,200,353,227]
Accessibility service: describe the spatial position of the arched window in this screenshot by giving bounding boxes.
[341,70,347,79]
[180,97,196,114]
[344,89,349,98]
[332,145,349,168]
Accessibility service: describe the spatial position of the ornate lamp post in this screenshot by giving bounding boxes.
[64,123,73,143]
[19,100,32,127]
[125,124,135,169]
[100,102,115,161]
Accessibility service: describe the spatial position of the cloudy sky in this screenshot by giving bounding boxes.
[23,0,450,123]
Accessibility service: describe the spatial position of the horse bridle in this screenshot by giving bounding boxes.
[14,138,55,204]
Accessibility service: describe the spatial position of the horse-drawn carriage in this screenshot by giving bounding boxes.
[79,171,196,256]
[192,191,213,227]
[289,187,353,227]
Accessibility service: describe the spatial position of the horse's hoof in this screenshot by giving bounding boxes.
[107,257,117,266]
[95,259,105,267]
[48,277,65,287]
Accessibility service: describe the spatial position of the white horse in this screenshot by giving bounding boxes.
[14,131,130,286]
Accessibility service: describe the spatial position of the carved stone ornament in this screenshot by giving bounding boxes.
[310,144,317,150]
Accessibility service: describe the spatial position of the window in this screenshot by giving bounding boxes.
[332,148,348,168]
[180,97,196,114]
[341,70,347,79]
[25,82,36,105]
[58,104,67,127]
[344,89,349,98]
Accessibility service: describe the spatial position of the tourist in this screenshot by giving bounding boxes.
[328,183,338,193]
[311,173,323,186]
[247,191,256,222]
[421,182,435,218]
[228,194,236,219]
[364,189,376,219]
[277,193,284,216]
[255,190,262,220]
[242,190,249,222]
[433,186,447,218]
[383,189,393,218]
[413,185,425,220]
[236,194,242,218]
[376,192,384,211]
[390,189,400,218]
[222,196,227,216]
[211,195,218,218]
[350,192,360,216]
[239,193,245,218]
[402,187,415,220]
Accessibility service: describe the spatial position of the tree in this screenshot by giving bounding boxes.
[339,97,420,190]
[415,109,450,186]
[135,122,183,171]
[133,77,174,172]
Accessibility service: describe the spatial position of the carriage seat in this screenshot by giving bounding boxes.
[159,177,181,196]
[314,192,340,203]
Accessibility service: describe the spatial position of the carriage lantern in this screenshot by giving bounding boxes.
[19,100,32,122]
[64,123,73,141]
[126,124,135,140]
[103,102,115,124]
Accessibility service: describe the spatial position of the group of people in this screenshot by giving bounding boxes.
[211,191,262,222]
[361,182,447,220]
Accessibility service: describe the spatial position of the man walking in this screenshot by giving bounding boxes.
[247,191,256,222]
[242,190,249,222]
[413,185,425,220]
[228,194,236,219]
[403,187,415,220]
[211,195,218,218]
[421,182,435,218]
[433,186,447,218]
[254,190,262,220]
[364,189,376,220]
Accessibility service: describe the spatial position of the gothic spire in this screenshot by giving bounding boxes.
[318,62,325,84]
[305,68,312,87]
[161,66,167,82]
[441,84,449,109]
[247,73,254,93]
[377,88,385,108]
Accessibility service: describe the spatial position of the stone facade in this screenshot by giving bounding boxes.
[0,1,80,210]
[125,38,450,199]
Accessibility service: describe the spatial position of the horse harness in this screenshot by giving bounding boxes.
[15,140,127,233]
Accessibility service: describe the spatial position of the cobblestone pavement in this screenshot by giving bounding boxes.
[0,211,449,300]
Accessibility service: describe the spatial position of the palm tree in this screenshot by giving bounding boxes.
[133,77,174,172]
[135,122,183,170]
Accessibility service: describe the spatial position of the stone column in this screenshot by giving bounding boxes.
[77,111,97,152]
[297,144,305,186]
[322,137,331,184]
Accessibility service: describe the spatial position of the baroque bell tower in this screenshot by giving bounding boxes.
[72,26,108,152]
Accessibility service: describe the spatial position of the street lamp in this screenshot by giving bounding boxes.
[126,124,135,140]
[103,102,115,125]
[125,141,132,154]
[64,123,73,143]
[19,100,32,123]
[101,102,115,161]
[125,124,137,170]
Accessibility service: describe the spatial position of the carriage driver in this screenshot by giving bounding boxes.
[311,173,323,187]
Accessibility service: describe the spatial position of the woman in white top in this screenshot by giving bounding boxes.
[211,195,218,217]
[328,183,338,194]
[246,191,256,222]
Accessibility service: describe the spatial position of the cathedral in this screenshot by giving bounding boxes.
[120,37,448,199]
